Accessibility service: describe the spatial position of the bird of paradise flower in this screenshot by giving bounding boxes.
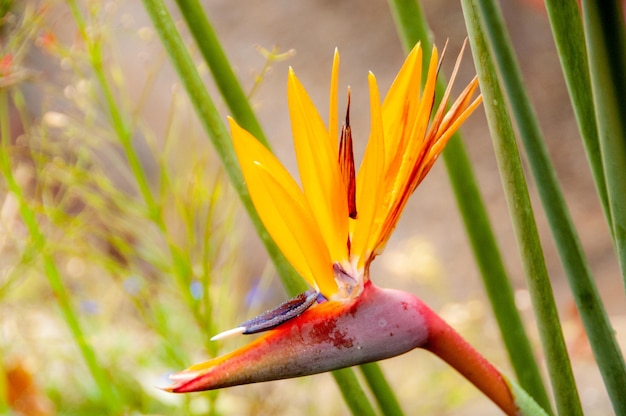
[165,42,547,416]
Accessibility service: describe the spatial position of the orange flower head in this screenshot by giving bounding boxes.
[165,42,485,397]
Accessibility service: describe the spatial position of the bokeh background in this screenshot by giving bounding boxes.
[1,0,623,415]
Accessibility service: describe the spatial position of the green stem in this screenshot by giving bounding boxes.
[461,1,583,414]
[0,90,122,412]
[174,0,269,147]
[543,0,610,228]
[141,0,305,296]
[580,0,626,291]
[388,0,551,410]
[331,369,378,416]
[476,0,626,412]
[359,363,405,416]
[424,305,548,416]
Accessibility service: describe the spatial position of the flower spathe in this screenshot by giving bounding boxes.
[162,42,534,414]
[232,42,481,301]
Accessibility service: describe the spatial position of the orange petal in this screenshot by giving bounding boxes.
[287,69,349,263]
[229,118,338,297]
[382,43,423,174]
[372,47,440,253]
[352,72,386,267]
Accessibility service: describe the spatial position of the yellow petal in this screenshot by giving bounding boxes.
[287,69,349,263]
[374,46,440,253]
[352,72,386,267]
[229,118,338,297]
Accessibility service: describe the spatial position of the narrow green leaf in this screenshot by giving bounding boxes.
[332,369,378,416]
[475,0,626,412]
[460,1,583,414]
[543,0,610,228]
[360,363,405,416]
[140,0,305,296]
[388,0,552,410]
[581,0,626,290]
[173,0,269,148]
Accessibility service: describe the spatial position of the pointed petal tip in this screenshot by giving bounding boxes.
[153,369,203,393]
[210,326,246,341]
[168,370,203,382]
[155,384,174,393]
[160,370,206,393]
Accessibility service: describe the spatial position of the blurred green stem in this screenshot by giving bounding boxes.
[388,0,551,411]
[461,0,583,414]
[139,0,307,296]
[475,0,626,412]
[65,0,214,350]
[0,90,122,412]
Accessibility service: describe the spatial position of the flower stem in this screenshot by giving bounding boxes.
[331,369,378,416]
[422,306,548,416]
[173,0,269,148]
[360,363,405,416]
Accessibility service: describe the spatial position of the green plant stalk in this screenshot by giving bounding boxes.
[580,0,626,289]
[172,0,402,412]
[387,0,552,411]
[543,0,610,228]
[331,369,378,416]
[141,1,383,415]
[359,363,404,416]
[475,0,626,412]
[65,0,214,350]
[0,91,39,301]
[461,1,583,414]
[0,91,122,412]
[173,0,268,147]
[140,0,306,297]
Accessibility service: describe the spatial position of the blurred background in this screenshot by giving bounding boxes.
[1,0,623,415]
